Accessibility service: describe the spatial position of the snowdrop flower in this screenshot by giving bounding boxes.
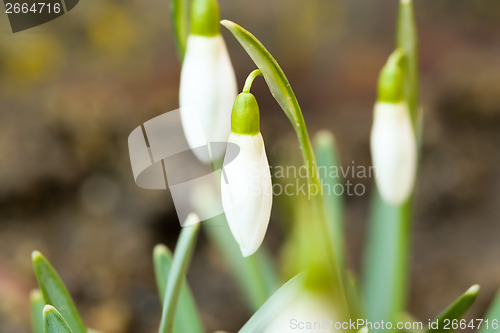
[179,0,237,164]
[370,50,417,205]
[221,77,272,257]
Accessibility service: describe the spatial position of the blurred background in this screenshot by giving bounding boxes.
[0,0,499,332]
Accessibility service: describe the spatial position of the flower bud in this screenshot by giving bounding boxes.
[221,91,272,257]
[370,50,417,205]
[180,0,237,164]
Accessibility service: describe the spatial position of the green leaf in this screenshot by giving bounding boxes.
[32,251,86,333]
[43,305,74,333]
[396,0,419,124]
[480,290,500,333]
[153,244,204,333]
[345,271,363,320]
[154,245,171,304]
[30,289,46,333]
[314,130,345,276]
[221,19,348,316]
[362,193,411,324]
[220,20,303,128]
[204,215,279,310]
[239,273,306,333]
[427,285,480,333]
[158,217,201,333]
[170,0,190,60]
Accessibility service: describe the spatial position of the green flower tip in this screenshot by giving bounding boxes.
[377,49,405,103]
[191,0,220,37]
[231,92,260,135]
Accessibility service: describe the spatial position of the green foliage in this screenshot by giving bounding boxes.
[480,290,500,333]
[30,289,45,333]
[314,131,345,277]
[153,244,204,333]
[43,305,74,333]
[427,285,480,333]
[32,251,87,333]
[158,222,201,333]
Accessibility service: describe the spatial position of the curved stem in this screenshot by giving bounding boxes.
[243,69,263,93]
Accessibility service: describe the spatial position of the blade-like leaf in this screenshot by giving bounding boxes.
[362,193,411,323]
[480,290,500,333]
[158,215,201,333]
[239,273,306,333]
[153,244,204,333]
[170,0,190,60]
[427,285,480,333]
[32,251,86,333]
[30,289,45,333]
[43,305,74,333]
[220,20,302,127]
[396,0,419,122]
[154,244,171,304]
[314,130,345,275]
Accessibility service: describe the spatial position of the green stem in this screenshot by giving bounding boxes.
[397,0,419,125]
[243,69,263,93]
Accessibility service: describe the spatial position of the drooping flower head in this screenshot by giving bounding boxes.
[179,0,237,164]
[221,71,273,257]
[370,50,417,205]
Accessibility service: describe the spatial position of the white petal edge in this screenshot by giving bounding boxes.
[179,34,237,164]
[221,133,273,257]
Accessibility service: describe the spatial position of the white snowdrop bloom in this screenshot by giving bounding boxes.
[221,90,272,257]
[370,49,417,205]
[179,0,237,164]
[371,101,417,205]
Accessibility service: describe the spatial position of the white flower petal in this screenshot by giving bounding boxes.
[370,101,417,205]
[179,34,237,164]
[221,133,272,257]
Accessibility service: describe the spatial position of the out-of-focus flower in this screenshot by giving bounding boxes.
[179,0,237,164]
[370,50,417,205]
[221,92,272,257]
[264,286,341,333]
